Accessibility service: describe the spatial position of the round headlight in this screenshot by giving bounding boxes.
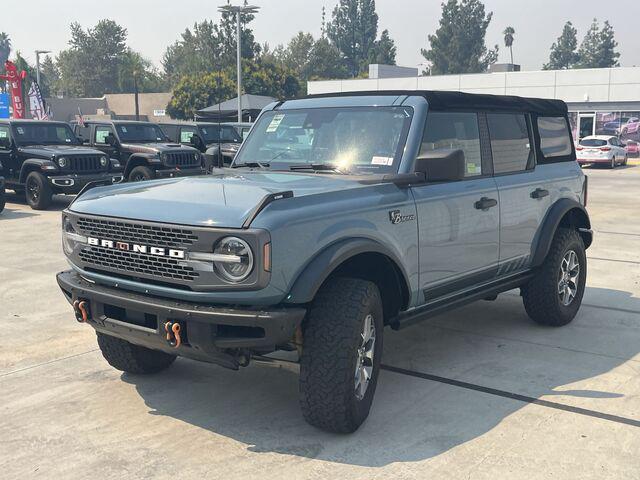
[213,237,254,282]
[100,156,108,166]
[58,157,68,168]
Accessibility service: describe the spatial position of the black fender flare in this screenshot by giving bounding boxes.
[124,154,156,177]
[531,198,592,267]
[285,237,411,305]
[19,159,56,182]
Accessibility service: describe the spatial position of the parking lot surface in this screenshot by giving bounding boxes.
[1,166,639,479]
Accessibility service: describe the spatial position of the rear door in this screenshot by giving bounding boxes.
[412,111,500,301]
[489,112,550,274]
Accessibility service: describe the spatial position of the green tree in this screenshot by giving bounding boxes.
[306,37,350,81]
[118,51,166,94]
[281,32,315,80]
[596,21,620,68]
[327,0,381,76]
[503,26,515,64]
[422,0,498,74]
[543,21,579,70]
[0,32,11,66]
[370,29,396,65]
[39,56,60,97]
[575,19,601,68]
[239,59,301,100]
[166,71,235,120]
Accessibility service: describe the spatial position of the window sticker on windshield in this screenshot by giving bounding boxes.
[371,156,393,166]
[266,114,285,133]
[0,130,7,138]
[120,126,128,133]
[96,130,110,144]
[467,163,481,174]
[16,127,24,135]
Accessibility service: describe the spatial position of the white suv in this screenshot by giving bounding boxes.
[577,135,628,168]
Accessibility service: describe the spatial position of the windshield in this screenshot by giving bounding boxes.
[200,125,242,143]
[580,139,608,147]
[11,123,79,146]
[115,123,168,143]
[233,106,414,173]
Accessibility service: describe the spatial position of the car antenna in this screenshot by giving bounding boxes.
[216,59,223,169]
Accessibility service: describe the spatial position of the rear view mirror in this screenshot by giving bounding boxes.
[414,148,466,182]
[105,134,118,147]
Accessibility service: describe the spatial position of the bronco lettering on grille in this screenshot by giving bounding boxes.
[87,237,185,259]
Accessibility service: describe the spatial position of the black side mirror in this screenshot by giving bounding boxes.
[0,137,11,149]
[414,148,466,182]
[105,134,118,147]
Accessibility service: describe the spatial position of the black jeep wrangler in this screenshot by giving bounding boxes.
[160,122,244,170]
[0,120,123,210]
[74,120,204,182]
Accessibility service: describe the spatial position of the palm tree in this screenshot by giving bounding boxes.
[503,26,515,64]
[0,32,11,66]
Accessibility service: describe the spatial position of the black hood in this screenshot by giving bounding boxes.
[18,145,105,159]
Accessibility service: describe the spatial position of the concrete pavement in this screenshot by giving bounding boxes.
[1,166,639,479]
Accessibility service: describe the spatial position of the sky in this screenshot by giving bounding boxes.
[4,0,640,73]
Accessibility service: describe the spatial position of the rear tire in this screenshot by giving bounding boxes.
[128,165,156,182]
[97,333,176,374]
[25,171,53,210]
[299,277,384,433]
[610,157,616,169]
[522,228,586,326]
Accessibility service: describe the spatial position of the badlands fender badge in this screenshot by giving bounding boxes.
[389,210,416,225]
[87,237,186,259]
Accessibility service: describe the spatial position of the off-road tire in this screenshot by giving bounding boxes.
[128,165,156,182]
[522,228,586,326]
[25,171,53,210]
[97,332,176,374]
[299,277,384,433]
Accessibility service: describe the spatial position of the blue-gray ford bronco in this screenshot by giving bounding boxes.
[57,91,592,433]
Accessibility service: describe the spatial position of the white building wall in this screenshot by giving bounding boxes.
[307,67,640,106]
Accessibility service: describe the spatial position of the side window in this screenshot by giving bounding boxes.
[95,126,114,144]
[487,113,533,174]
[419,112,483,177]
[537,116,572,159]
[76,125,91,141]
[180,127,197,143]
[0,125,10,148]
[610,137,619,147]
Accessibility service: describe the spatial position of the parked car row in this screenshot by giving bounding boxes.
[0,118,251,210]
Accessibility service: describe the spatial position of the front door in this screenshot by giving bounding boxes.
[0,124,17,181]
[578,114,595,140]
[412,111,500,303]
[93,125,120,160]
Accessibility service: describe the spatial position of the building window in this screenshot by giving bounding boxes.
[487,113,533,174]
[538,117,572,158]
[420,112,483,177]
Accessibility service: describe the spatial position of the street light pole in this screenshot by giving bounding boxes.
[218,3,260,123]
[34,50,51,86]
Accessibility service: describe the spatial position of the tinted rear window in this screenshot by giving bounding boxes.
[580,139,607,147]
[537,117,572,158]
[487,113,533,174]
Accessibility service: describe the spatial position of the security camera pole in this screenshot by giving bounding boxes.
[34,50,51,86]
[218,3,260,122]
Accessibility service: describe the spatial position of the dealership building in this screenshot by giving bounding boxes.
[308,65,640,142]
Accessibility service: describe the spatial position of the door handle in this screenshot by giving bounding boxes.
[530,188,549,199]
[474,197,498,210]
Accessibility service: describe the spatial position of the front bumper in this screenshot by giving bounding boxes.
[57,270,306,369]
[156,166,206,178]
[48,173,124,193]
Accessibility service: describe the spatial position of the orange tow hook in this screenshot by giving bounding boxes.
[73,300,89,323]
[164,321,182,348]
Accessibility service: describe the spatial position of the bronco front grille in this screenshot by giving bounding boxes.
[165,151,200,167]
[75,217,198,248]
[79,246,199,282]
[68,155,104,172]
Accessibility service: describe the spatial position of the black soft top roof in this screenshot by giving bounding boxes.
[306,90,568,116]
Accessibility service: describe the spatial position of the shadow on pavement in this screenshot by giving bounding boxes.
[121,286,639,467]
[2,192,73,213]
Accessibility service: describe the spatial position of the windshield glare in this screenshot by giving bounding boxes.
[201,125,242,143]
[233,106,414,173]
[12,123,79,146]
[115,123,167,143]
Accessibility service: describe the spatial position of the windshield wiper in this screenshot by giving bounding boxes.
[232,161,270,169]
[289,163,346,174]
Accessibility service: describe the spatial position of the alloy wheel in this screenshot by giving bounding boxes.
[354,313,376,400]
[558,250,580,306]
[27,177,40,203]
